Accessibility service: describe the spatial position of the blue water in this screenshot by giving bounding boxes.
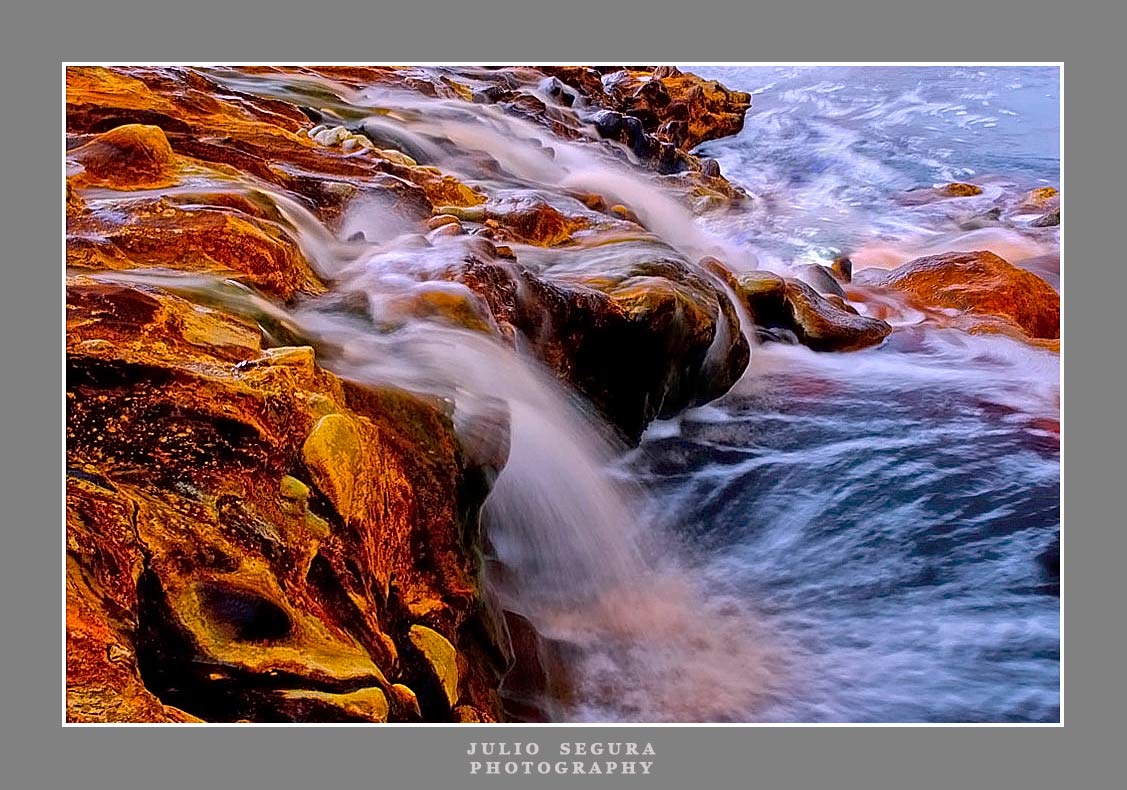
[685,66,1060,269]
[624,66,1061,722]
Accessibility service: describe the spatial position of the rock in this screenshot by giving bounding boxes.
[1032,208,1060,227]
[831,256,853,283]
[278,687,389,722]
[734,270,789,326]
[66,194,325,301]
[302,414,362,520]
[942,182,984,197]
[408,625,460,709]
[610,204,640,223]
[498,610,574,722]
[959,206,1003,230]
[781,279,893,351]
[68,124,178,190]
[448,250,750,441]
[795,264,847,297]
[866,250,1060,339]
[433,204,486,223]
[899,182,984,205]
[823,294,860,315]
[730,271,890,351]
[700,158,722,178]
[485,194,587,246]
[427,213,462,230]
[279,475,310,503]
[1019,186,1059,211]
[599,68,752,151]
[67,282,507,723]
[390,683,422,719]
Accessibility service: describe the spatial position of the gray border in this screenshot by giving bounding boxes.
[4,2,1123,788]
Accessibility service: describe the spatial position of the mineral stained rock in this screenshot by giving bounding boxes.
[67,281,507,722]
[65,64,755,722]
[862,250,1061,341]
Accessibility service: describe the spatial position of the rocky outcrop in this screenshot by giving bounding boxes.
[66,280,508,722]
[858,250,1060,341]
[65,65,755,722]
[545,65,751,153]
[459,252,749,441]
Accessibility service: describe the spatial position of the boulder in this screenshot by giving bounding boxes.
[446,250,750,441]
[781,279,893,351]
[795,263,847,297]
[899,182,984,205]
[865,250,1060,339]
[731,271,889,352]
[1018,186,1059,212]
[68,124,179,190]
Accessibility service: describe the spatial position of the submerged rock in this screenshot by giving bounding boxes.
[899,182,984,205]
[1032,208,1060,227]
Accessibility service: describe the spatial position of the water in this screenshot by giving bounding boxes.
[622,65,1060,722]
[688,66,1060,275]
[97,66,1059,722]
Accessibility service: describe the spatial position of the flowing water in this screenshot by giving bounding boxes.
[97,66,1060,722]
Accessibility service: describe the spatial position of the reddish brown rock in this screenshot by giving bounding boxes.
[68,124,179,190]
[866,250,1060,339]
[66,195,324,301]
[781,279,893,352]
[485,195,588,246]
[730,271,890,352]
[66,281,508,723]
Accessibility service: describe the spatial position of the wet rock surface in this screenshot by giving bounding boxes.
[858,250,1060,341]
[66,280,507,722]
[65,64,756,722]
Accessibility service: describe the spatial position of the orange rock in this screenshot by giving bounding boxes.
[898,182,984,206]
[67,196,324,301]
[66,280,508,722]
[68,124,179,189]
[942,182,984,197]
[868,250,1060,339]
[1019,186,1059,211]
[600,67,752,151]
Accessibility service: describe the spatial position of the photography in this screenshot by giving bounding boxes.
[64,64,1061,724]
